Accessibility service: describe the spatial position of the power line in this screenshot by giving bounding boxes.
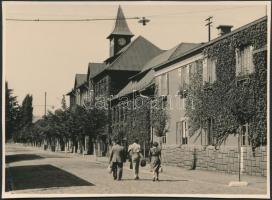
[5,5,257,22]
[6,16,140,22]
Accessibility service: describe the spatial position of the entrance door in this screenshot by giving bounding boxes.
[176,121,182,145]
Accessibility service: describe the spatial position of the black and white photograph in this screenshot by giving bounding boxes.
[2,1,270,198]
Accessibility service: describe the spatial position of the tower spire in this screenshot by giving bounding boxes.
[107,5,134,39]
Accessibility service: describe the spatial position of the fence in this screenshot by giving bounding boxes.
[161,145,267,176]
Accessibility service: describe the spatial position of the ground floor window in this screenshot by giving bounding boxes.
[207,118,214,145]
[176,121,182,144]
[176,120,188,145]
[201,118,214,146]
[182,120,188,144]
[162,135,167,144]
[241,123,251,146]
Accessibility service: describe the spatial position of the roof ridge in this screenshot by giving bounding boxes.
[128,45,176,80]
[168,42,200,61]
[107,36,144,69]
[167,43,183,61]
[89,62,104,65]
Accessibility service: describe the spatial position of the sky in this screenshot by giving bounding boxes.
[2,1,269,117]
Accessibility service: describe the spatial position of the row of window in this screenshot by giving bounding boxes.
[175,119,251,146]
[95,78,107,97]
[159,45,255,96]
[112,106,128,122]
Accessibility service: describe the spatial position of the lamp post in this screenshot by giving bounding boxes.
[238,126,241,182]
[228,125,248,187]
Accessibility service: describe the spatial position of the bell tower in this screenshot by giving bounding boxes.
[107,6,134,57]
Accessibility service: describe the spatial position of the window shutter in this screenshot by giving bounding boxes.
[181,67,185,88]
[166,73,169,95]
[212,59,216,82]
[249,45,254,73]
[158,76,162,95]
[186,65,190,85]
[162,74,166,95]
[235,48,241,76]
[244,46,249,74]
[178,68,182,77]
[202,58,208,84]
[160,74,168,96]
[189,62,196,80]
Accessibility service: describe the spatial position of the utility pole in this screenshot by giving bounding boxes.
[44,92,47,116]
[205,16,213,42]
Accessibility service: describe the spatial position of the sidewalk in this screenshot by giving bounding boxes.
[4,143,268,196]
[10,144,267,190]
[60,147,267,190]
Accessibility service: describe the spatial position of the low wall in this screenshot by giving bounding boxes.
[161,145,267,177]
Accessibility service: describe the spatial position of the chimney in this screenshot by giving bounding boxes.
[216,25,233,36]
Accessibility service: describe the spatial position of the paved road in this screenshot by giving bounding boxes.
[4,143,268,197]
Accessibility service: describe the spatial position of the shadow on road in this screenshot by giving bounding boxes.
[6,154,44,163]
[121,178,188,182]
[5,164,94,191]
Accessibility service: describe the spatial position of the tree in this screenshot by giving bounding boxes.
[61,95,67,111]
[5,82,20,142]
[19,94,33,142]
[21,94,33,126]
[150,95,169,145]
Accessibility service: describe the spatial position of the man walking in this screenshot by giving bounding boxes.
[128,139,142,180]
[109,139,126,181]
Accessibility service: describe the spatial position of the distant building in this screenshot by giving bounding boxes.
[66,74,87,108]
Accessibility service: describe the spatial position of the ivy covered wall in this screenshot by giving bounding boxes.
[186,18,267,149]
[111,95,151,151]
[111,87,168,153]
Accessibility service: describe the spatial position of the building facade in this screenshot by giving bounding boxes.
[66,6,267,175]
[108,16,267,176]
[153,16,267,176]
[154,16,267,148]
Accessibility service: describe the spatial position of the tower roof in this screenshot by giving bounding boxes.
[107,5,134,39]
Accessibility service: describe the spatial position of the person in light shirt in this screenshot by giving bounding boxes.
[128,139,142,180]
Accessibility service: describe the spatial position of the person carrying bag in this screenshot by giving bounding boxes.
[149,142,162,181]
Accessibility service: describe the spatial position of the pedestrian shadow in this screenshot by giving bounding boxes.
[6,154,44,163]
[121,178,188,182]
[5,164,94,191]
[121,178,151,181]
[158,179,188,182]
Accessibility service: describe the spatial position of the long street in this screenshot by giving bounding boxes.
[4,143,268,197]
